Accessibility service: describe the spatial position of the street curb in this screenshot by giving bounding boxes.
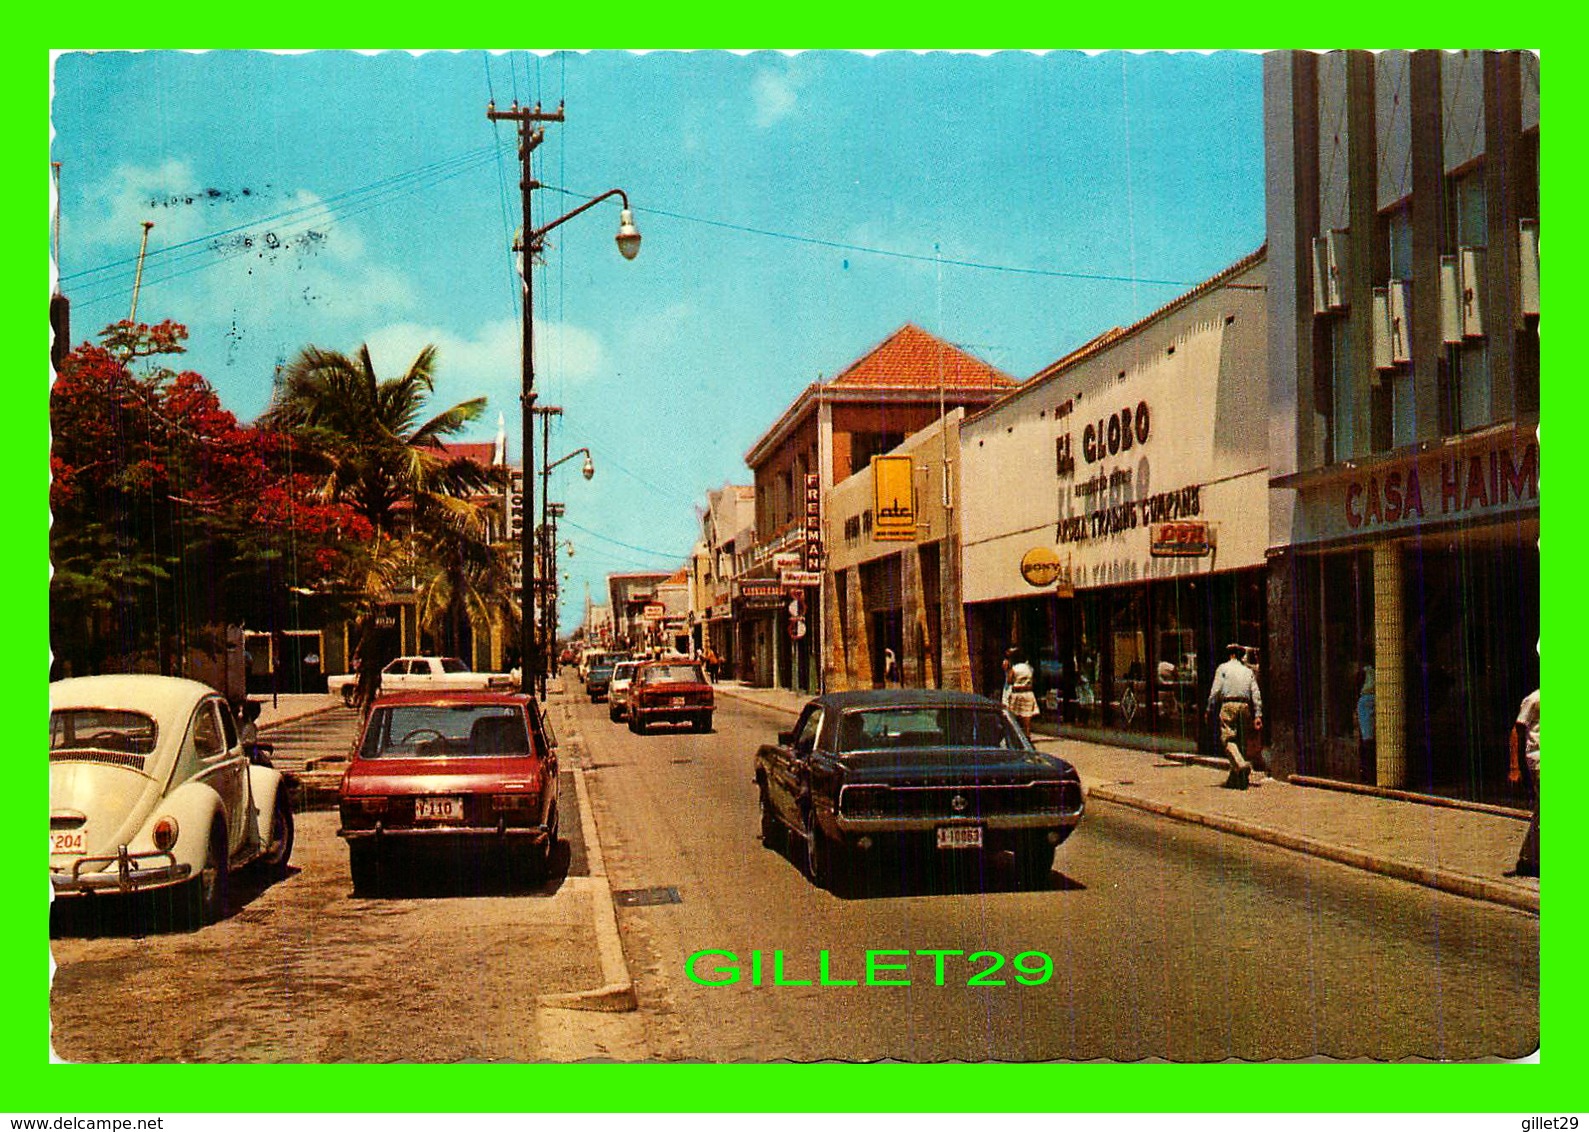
[1088,785,1540,915]
[714,686,801,719]
[257,702,345,733]
[536,717,638,1014]
[1287,773,1532,820]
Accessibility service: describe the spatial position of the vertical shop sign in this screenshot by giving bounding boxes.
[804,473,823,570]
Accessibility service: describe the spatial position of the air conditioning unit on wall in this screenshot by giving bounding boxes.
[1519,218,1540,317]
[1388,280,1412,366]
[1311,229,1349,314]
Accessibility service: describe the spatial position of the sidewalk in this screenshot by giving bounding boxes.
[252,692,342,732]
[712,681,1539,915]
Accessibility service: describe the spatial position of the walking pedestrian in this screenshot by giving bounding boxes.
[1356,663,1376,783]
[1506,688,1540,878]
[883,647,900,686]
[1207,642,1264,789]
[1005,647,1039,737]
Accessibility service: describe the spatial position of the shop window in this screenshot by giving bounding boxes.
[1109,589,1148,733]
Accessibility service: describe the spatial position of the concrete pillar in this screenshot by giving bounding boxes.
[940,533,972,692]
[1264,550,1300,779]
[1372,543,1406,787]
[846,567,872,687]
[900,547,926,687]
[821,569,848,692]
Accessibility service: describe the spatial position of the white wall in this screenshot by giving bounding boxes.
[961,256,1269,605]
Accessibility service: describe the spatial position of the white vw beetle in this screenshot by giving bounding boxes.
[49,675,294,925]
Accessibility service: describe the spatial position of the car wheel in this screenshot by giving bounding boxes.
[694,713,713,733]
[516,838,551,885]
[629,713,643,735]
[186,822,230,927]
[609,704,620,722]
[759,786,782,849]
[1012,838,1054,890]
[349,844,381,895]
[261,793,294,877]
[805,810,844,892]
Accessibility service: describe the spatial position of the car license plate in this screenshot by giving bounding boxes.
[936,825,984,850]
[414,796,464,822]
[670,696,685,707]
[50,831,85,855]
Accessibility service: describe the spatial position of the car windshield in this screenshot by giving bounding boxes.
[835,706,1026,754]
[642,665,704,684]
[359,704,530,759]
[613,663,638,680]
[590,665,614,678]
[50,709,158,756]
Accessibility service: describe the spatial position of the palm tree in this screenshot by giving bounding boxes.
[262,343,498,706]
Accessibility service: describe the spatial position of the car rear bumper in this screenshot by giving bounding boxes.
[338,822,554,846]
[50,847,193,897]
[831,811,1082,835]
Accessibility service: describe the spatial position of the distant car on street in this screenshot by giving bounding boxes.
[628,661,714,734]
[327,656,514,707]
[608,661,641,723]
[336,690,559,893]
[754,689,1084,893]
[586,662,616,703]
[50,675,294,926]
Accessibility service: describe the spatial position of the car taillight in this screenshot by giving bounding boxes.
[152,815,179,851]
[358,797,389,814]
[493,791,540,811]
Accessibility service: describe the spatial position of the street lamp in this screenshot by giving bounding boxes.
[486,99,640,698]
[541,447,594,693]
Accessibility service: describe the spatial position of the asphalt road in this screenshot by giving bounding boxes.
[574,691,1540,1062]
[47,688,1539,1063]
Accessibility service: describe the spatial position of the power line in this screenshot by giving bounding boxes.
[558,516,683,562]
[544,183,1200,290]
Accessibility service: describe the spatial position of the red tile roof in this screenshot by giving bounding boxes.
[829,324,1016,391]
[438,441,500,467]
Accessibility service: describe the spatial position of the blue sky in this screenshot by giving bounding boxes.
[50,50,1265,628]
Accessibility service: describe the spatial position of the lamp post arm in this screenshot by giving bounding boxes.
[529,189,631,247]
[544,447,592,474]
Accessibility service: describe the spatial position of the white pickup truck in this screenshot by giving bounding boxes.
[327,656,516,705]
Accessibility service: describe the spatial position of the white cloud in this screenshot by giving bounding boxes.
[363,316,608,432]
[74,159,414,326]
[751,69,801,127]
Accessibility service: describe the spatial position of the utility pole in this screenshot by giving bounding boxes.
[129,220,154,322]
[488,99,564,698]
[534,402,563,699]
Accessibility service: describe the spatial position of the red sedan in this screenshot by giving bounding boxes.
[627,661,714,734]
[337,691,559,892]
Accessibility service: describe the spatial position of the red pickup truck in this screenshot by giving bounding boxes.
[627,661,714,734]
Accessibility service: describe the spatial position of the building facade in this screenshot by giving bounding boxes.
[822,410,972,693]
[740,324,1016,691]
[695,484,757,672]
[1263,51,1540,801]
[960,249,1271,750]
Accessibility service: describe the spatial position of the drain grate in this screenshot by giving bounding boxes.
[670,758,693,765]
[612,885,682,907]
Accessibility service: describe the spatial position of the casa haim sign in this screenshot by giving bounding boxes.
[872,455,916,542]
[1339,437,1538,531]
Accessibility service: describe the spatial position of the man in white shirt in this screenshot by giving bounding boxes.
[1207,643,1264,790]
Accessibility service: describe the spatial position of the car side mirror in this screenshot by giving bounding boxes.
[777,730,794,747]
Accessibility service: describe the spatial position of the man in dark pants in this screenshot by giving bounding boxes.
[1506,689,1540,878]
